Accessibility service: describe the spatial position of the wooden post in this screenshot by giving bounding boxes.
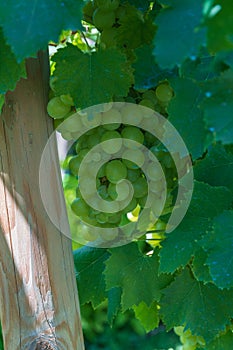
[0,51,85,349]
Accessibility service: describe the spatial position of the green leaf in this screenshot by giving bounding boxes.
[159,181,232,273]
[116,4,156,49]
[52,45,134,108]
[168,77,207,159]
[0,0,84,61]
[194,143,233,194]
[203,330,233,350]
[0,28,26,94]
[104,243,172,311]
[191,248,212,283]
[107,287,122,326]
[133,44,176,89]
[180,53,217,81]
[74,246,110,308]
[160,267,233,342]
[206,0,233,52]
[201,211,233,289]
[202,69,233,144]
[122,0,151,12]
[153,0,206,68]
[133,301,159,332]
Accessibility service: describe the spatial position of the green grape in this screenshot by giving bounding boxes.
[97,165,106,179]
[121,126,144,148]
[133,177,148,198]
[49,76,58,92]
[122,148,145,169]
[62,113,83,132]
[106,160,127,184]
[102,108,121,129]
[69,156,82,176]
[127,168,141,182]
[108,181,131,201]
[87,133,101,149]
[144,131,157,147]
[82,111,102,128]
[139,99,155,110]
[142,90,157,103]
[155,83,174,102]
[147,162,164,181]
[101,27,118,47]
[93,8,115,30]
[47,96,71,119]
[71,198,90,217]
[95,0,120,11]
[108,212,122,224]
[121,104,143,125]
[98,184,109,199]
[80,223,98,241]
[96,212,109,224]
[60,94,74,106]
[122,197,138,213]
[101,130,122,154]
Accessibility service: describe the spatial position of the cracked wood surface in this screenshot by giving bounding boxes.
[0,51,84,350]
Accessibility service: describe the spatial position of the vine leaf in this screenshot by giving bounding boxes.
[153,0,205,68]
[133,301,159,332]
[191,248,212,283]
[194,143,233,194]
[73,246,110,308]
[0,28,26,94]
[168,77,207,159]
[207,0,233,52]
[159,181,232,274]
[201,69,233,145]
[160,267,233,342]
[107,287,122,326]
[104,243,172,311]
[0,0,83,61]
[201,210,233,289]
[202,330,233,350]
[52,44,134,108]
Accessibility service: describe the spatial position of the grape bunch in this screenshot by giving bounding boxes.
[174,326,205,350]
[55,102,182,245]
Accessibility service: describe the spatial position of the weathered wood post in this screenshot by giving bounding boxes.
[0,51,85,349]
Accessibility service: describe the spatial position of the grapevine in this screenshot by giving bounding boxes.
[1,0,233,349]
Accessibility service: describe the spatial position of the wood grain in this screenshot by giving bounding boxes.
[0,51,84,349]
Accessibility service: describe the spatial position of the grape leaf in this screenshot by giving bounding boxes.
[73,246,110,308]
[116,4,156,49]
[121,0,151,12]
[160,267,233,342]
[133,44,177,89]
[207,0,233,52]
[180,54,217,81]
[0,0,84,61]
[191,248,212,283]
[201,211,233,289]
[153,0,206,68]
[104,243,172,311]
[202,330,233,350]
[159,181,232,273]
[168,77,207,159]
[107,287,122,326]
[133,301,159,332]
[194,143,233,194]
[52,44,134,108]
[201,69,233,144]
[0,28,26,94]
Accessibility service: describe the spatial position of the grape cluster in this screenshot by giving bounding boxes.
[56,102,180,244]
[174,326,205,350]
